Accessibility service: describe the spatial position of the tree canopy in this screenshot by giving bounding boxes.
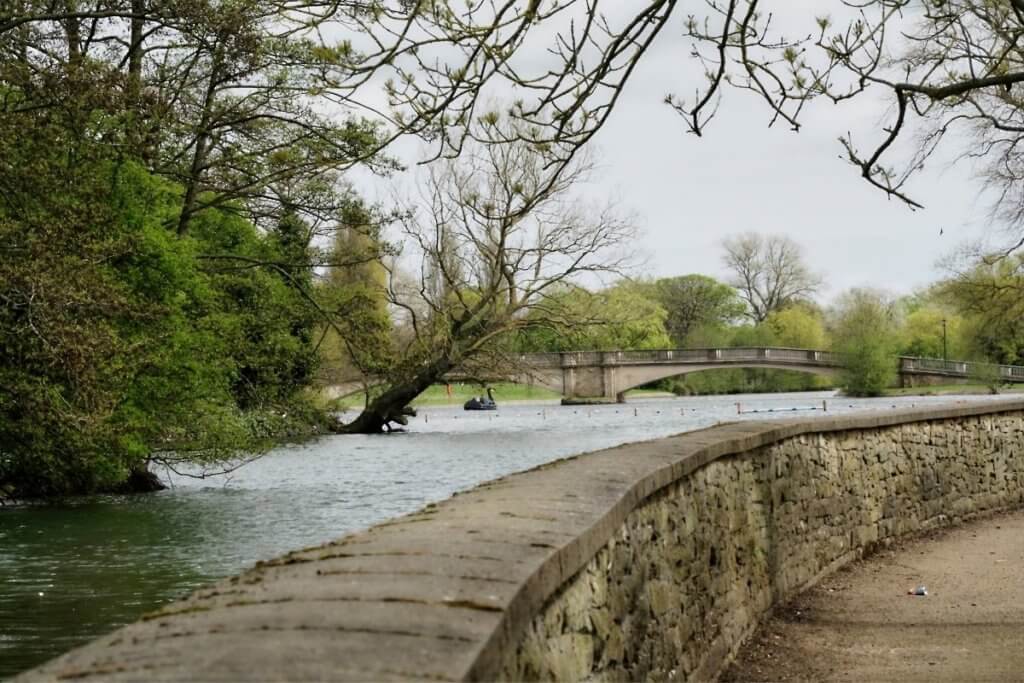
[642,275,744,346]
[0,0,395,495]
[830,289,900,396]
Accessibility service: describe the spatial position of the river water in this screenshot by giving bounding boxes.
[0,391,1006,677]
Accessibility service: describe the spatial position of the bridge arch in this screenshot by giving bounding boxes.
[610,363,840,395]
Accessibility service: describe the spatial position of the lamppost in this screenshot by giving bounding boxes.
[942,318,948,363]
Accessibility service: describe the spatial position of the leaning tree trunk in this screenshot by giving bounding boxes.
[340,359,452,433]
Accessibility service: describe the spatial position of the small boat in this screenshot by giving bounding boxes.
[464,387,497,411]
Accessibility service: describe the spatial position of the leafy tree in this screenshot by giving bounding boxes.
[764,304,828,350]
[0,1,412,495]
[515,285,671,353]
[1,0,396,235]
[642,275,743,347]
[940,253,1024,365]
[831,290,900,396]
[0,82,334,497]
[317,197,396,389]
[898,306,967,361]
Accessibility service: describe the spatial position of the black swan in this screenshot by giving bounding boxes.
[464,387,497,411]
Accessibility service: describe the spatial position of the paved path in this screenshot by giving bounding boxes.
[724,509,1024,682]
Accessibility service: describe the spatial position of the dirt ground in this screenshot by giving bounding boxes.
[722,509,1024,682]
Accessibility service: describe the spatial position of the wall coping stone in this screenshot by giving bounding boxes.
[20,398,1024,682]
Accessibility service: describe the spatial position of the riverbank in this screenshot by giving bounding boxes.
[885,383,1024,397]
[323,382,676,409]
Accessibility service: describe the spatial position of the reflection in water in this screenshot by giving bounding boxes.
[0,392,1005,676]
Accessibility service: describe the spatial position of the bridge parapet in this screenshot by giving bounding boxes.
[519,347,843,369]
[900,356,1024,382]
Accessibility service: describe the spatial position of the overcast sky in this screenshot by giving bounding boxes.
[354,2,1003,307]
[569,0,1004,304]
[579,43,991,303]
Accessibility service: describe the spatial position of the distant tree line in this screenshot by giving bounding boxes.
[495,232,1023,398]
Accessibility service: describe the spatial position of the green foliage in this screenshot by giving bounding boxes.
[831,290,899,396]
[666,367,830,396]
[764,304,828,349]
[640,274,744,346]
[939,256,1024,365]
[0,101,325,497]
[0,1,405,492]
[515,285,671,352]
[664,305,831,395]
[317,198,395,381]
[898,305,966,360]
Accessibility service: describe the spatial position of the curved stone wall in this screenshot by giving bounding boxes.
[21,401,1024,682]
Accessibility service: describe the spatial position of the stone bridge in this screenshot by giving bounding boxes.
[499,347,1024,402]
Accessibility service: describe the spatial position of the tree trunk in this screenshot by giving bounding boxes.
[117,466,167,493]
[340,360,451,433]
[127,0,145,89]
[177,52,221,236]
[126,0,148,160]
[64,0,81,66]
[177,136,207,236]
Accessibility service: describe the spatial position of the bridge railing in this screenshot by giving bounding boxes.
[613,349,713,363]
[515,353,563,367]
[712,347,843,364]
[518,347,843,367]
[899,356,1024,381]
[510,350,1024,382]
[900,357,972,375]
[1003,365,1024,380]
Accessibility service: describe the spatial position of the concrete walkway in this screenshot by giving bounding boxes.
[724,509,1024,682]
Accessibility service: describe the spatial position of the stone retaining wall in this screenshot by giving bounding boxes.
[499,410,1024,680]
[21,401,1024,682]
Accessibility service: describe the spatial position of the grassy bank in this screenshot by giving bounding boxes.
[324,383,678,410]
[412,383,561,406]
[322,382,562,410]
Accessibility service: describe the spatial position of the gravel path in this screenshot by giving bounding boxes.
[723,509,1024,682]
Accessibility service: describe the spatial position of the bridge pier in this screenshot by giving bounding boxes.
[560,366,575,397]
[558,352,625,403]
